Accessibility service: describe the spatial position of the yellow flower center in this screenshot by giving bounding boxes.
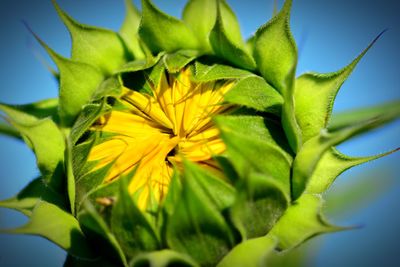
[88,68,233,210]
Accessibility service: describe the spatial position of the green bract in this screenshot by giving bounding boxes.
[0,0,399,266]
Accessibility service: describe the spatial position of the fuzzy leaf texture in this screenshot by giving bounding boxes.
[0,0,399,267]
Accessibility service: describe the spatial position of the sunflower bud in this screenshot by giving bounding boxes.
[0,0,399,266]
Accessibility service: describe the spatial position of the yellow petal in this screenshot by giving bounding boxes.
[94,111,163,136]
[179,138,226,162]
[188,127,220,141]
[122,87,174,129]
[88,69,233,211]
[129,138,178,209]
[156,72,177,131]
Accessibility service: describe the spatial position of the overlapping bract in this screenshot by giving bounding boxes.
[0,0,399,266]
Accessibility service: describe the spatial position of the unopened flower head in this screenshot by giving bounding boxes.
[89,68,233,209]
[0,0,398,266]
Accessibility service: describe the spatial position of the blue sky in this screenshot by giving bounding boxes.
[0,0,399,266]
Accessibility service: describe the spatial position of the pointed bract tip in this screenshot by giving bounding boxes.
[282,0,293,16]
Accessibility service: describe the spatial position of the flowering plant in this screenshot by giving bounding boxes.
[0,0,399,266]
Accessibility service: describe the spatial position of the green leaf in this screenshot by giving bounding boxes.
[161,171,182,216]
[115,52,164,75]
[192,61,253,82]
[54,56,104,126]
[0,120,21,139]
[146,59,167,88]
[18,120,65,191]
[251,0,302,152]
[72,131,96,176]
[215,116,292,196]
[120,0,145,59]
[183,0,242,53]
[209,1,256,70]
[64,254,117,267]
[83,175,122,205]
[214,155,240,184]
[294,32,385,142]
[130,250,199,267]
[70,101,111,144]
[163,50,199,73]
[157,175,176,243]
[0,177,65,217]
[166,161,234,266]
[182,0,217,52]
[1,98,59,122]
[253,0,297,94]
[217,235,277,267]
[139,0,199,53]
[292,115,398,199]
[52,0,128,75]
[215,115,293,158]
[281,66,302,153]
[30,31,104,126]
[116,59,154,74]
[272,0,279,16]
[183,160,235,211]
[0,104,66,191]
[268,194,341,250]
[75,161,114,210]
[78,201,128,266]
[92,75,124,100]
[65,138,76,214]
[0,98,58,124]
[111,175,160,258]
[4,201,93,259]
[264,241,314,267]
[224,76,283,114]
[307,147,399,194]
[230,173,288,240]
[245,35,255,55]
[216,0,245,48]
[329,100,400,132]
